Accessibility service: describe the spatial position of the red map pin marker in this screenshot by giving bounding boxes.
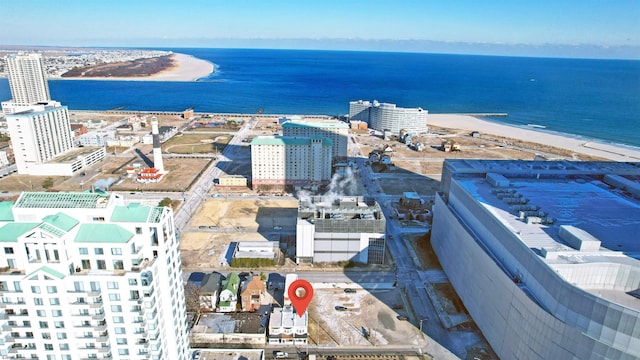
[288,279,313,317]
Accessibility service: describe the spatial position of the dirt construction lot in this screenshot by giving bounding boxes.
[309,288,421,347]
[180,199,298,269]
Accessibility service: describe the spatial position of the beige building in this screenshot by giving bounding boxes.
[282,119,348,161]
[251,136,332,191]
[217,175,248,188]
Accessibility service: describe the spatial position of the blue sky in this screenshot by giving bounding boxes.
[1,0,639,58]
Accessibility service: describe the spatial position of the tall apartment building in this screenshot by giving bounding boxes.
[431,160,640,360]
[0,191,190,360]
[6,102,75,174]
[348,100,428,134]
[282,119,349,161]
[296,196,386,264]
[251,136,332,191]
[4,53,51,107]
[2,53,102,176]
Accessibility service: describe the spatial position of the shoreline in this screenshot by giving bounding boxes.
[427,114,640,162]
[50,53,215,82]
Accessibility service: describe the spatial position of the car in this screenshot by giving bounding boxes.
[334,306,348,311]
[343,288,356,293]
[198,226,207,230]
[208,225,218,230]
[273,351,288,359]
[397,315,409,321]
[192,350,201,360]
[273,225,283,230]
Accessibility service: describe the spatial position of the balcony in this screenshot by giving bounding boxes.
[92,312,105,321]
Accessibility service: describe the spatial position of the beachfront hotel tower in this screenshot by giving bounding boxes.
[348,100,428,134]
[0,191,191,360]
[431,160,640,360]
[4,53,51,108]
[2,53,103,176]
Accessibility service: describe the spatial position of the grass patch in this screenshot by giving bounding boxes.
[162,133,231,154]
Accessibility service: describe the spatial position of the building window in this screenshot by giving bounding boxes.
[31,286,40,294]
[94,248,104,255]
[37,310,46,317]
[97,260,106,269]
[79,248,88,255]
[113,260,124,270]
[39,321,48,329]
[49,298,60,305]
[111,305,122,312]
[34,298,43,305]
[114,327,125,334]
[113,316,124,323]
[54,321,64,328]
[107,282,118,289]
[4,247,14,254]
[57,333,67,340]
[46,286,57,294]
[108,293,120,301]
[44,344,54,350]
[111,247,122,255]
[52,310,62,317]
[135,227,142,234]
[116,338,127,345]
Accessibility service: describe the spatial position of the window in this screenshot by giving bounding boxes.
[79,247,88,255]
[118,349,129,356]
[116,338,127,345]
[107,282,118,289]
[49,298,60,305]
[31,286,40,294]
[135,227,142,234]
[97,260,106,270]
[46,286,57,294]
[52,310,62,317]
[111,248,122,255]
[34,298,43,305]
[114,327,125,334]
[37,310,46,317]
[111,305,122,312]
[45,344,54,350]
[108,293,120,301]
[39,321,48,329]
[94,248,104,255]
[54,321,64,328]
[113,316,124,323]
[59,344,69,350]
[4,247,14,254]
[128,278,138,286]
[113,260,124,270]
[90,282,100,292]
[57,333,67,340]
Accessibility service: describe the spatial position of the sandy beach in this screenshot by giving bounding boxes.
[428,114,640,162]
[56,53,214,82]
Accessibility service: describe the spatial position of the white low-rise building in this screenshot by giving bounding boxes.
[268,306,307,345]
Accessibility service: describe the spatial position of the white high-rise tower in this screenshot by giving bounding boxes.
[2,53,77,175]
[5,53,51,106]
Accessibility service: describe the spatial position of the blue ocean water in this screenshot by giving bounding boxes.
[0,48,638,147]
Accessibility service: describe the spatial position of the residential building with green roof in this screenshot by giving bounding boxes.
[0,191,190,360]
[282,119,349,160]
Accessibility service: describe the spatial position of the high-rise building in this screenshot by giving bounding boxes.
[2,53,103,176]
[6,102,75,174]
[251,136,332,191]
[4,53,51,106]
[0,191,190,360]
[348,100,428,134]
[282,119,349,161]
[431,160,640,360]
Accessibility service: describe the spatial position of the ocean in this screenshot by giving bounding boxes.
[1,48,639,147]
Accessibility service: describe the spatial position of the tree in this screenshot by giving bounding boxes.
[158,197,172,208]
[42,177,54,190]
[184,282,203,318]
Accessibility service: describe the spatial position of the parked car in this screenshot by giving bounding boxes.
[198,225,207,230]
[397,315,409,321]
[334,306,348,311]
[273,351,288,359]
[343,288,356,293]
[192,350,201,360]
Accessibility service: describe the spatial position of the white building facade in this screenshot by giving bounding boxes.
[251,136,332,191]
[282,119,349,161]
[6,102,75,174]
[0,191,190,360]
[431,160,640,360]
[296,196,386,264]
[4,53,51,108]
[348,100,428,134]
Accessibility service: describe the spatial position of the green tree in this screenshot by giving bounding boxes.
[42,177,54,190]
[158,197,172,207]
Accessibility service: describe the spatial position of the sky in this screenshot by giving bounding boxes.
[1,0,639,58]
